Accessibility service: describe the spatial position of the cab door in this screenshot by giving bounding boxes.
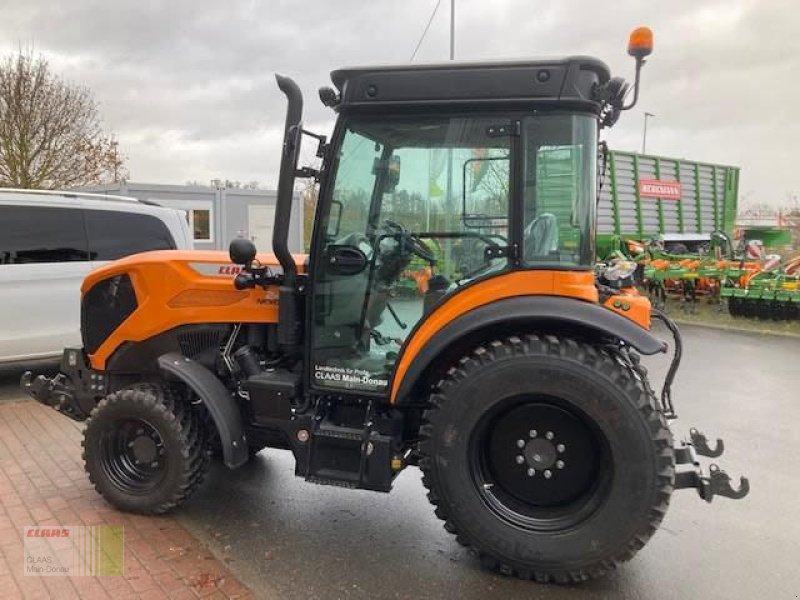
[308,116,513,395]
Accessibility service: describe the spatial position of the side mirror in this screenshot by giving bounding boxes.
[229,238,257,266]
[461,154,509,229]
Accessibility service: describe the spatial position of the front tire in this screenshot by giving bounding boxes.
[419,335,674,583]
[82,386,209,514]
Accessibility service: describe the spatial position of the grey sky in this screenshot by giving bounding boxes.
[0,0,796,207]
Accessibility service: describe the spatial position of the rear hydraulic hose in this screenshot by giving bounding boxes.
[650,308,682,418]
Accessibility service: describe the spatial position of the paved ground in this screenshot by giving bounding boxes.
[0,363,253,599]
[2,324,799,599]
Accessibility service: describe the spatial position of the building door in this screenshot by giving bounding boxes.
[248,204,275,250]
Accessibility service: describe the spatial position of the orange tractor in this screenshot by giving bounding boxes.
[23,28,748,583]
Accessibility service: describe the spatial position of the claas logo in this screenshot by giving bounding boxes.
[218,265,242,275]
[27,528,70,538]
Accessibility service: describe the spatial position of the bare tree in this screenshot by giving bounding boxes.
[0,50,126,189]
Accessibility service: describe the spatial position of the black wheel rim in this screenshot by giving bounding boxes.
[99,418,167,495]
[470,397,611,532]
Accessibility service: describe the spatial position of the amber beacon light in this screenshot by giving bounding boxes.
[628,26,654,59]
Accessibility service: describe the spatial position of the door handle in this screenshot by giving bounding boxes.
[327,245,368,275]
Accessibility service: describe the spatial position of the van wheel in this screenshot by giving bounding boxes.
[82,386,208,514]
[418,335,674,583]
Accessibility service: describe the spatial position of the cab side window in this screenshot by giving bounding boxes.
[85,210,176,260]
[0,205,89,264]
[522,115,597,267]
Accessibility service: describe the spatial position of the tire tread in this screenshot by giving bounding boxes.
[418,334,674,583]
[82,385,209,514]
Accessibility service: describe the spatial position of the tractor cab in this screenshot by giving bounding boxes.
[309,74,599,393]
[273,57,622,398]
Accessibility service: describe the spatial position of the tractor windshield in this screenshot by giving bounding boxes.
[310,113,597,394]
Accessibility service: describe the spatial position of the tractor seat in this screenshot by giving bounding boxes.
[523,213,559,261]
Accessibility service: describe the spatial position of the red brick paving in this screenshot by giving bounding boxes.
[0,400,255,599]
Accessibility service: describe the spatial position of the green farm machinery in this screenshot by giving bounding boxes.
[603,231,759,313]
[722,255,800,320]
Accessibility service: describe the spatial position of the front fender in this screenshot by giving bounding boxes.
[158,353,248,468]
[391,295,666,405]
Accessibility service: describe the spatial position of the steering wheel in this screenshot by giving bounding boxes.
[382,219,437,265]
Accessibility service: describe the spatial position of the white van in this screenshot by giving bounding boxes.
[0,189,192,364]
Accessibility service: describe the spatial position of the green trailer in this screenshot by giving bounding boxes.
[596,151,739,257]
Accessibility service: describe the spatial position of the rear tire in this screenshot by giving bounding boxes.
[419,335,674,583]
[82,386,209,514]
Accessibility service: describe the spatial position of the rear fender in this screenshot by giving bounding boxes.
[391,295,667,406]
[157,353,248,468]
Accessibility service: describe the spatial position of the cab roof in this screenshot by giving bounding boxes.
[330,56,610,113]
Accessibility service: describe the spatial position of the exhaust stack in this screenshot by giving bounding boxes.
[273,74,303,287]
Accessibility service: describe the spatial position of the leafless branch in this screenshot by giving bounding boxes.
[0,50,127,189]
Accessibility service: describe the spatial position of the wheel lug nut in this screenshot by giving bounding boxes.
[545,431,554,440]
[556,460,565,469]
[544,470,553,479]
[529,429,537,438]
[515,455,525,464]
[150,462,158,468]
[527,468,535,477]
[516,439,525,448]
[127,441,134,448]
[136,428,144,435]
[556,443,565,453]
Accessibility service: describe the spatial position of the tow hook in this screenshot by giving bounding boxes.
[674,427,750,502]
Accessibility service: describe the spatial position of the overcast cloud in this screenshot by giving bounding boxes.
[0,0,797,207]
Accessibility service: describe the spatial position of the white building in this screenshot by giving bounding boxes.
[81,182,304,252]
